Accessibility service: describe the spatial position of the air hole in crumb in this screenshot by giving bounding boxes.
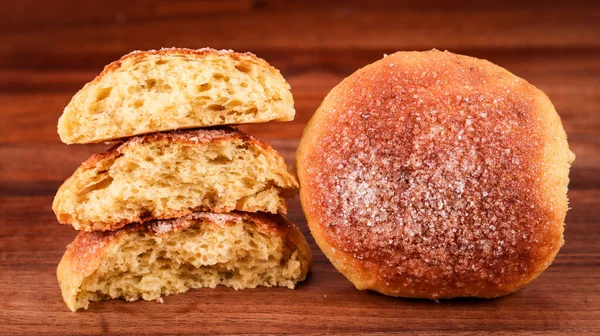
[240,82,248,88]
[247,107,258,115]
[125,162,140,172]
[155,60,167,65]
[235,63,251,73]
[196,83,212,92]
[145,79,157,89]
[227,100,242,108]
[205,191,218,205]
[208,104,226,111]
[241,177,255,188]
[133,100,144,108]
[79,176,113,195]
[210,155,233,164]
[96,87,112,102]
[212,73,230,82]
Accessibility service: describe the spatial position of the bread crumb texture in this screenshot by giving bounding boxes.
[57,212,312,311]
[53,128,299,231]
[58,48,295,144]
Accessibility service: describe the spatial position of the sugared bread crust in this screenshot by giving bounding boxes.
[58,48,295,144]
[296,50,574,298]
[53,127,299,232]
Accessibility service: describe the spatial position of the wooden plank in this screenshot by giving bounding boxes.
[4,0,594,31]
[1,7,599,69]
[1,50,599,143]
[2,0,253,30]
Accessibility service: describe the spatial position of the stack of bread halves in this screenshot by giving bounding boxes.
[52,48,312,312]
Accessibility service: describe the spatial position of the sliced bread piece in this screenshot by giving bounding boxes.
[57,212,312,311]
[52,127,298,231]
[58,48,295,144]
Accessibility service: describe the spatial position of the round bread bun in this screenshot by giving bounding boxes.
[296,50,574,299]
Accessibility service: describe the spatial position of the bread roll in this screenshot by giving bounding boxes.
[296,50,574,299]
[53,127,298,231]
[57,212,312,311]
[58,48,294,144]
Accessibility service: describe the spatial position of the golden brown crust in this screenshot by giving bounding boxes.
[101,47,274,82]
[57,212,312,310]
[297,50,574,299]
[53,127,299,231]
[78,126,265,169]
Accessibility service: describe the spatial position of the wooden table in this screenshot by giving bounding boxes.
[1,1,599,334]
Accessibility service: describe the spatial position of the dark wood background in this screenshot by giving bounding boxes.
[1,1,599,334]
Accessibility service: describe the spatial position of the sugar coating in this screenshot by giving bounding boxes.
[125,47,251,59]
[125,126,243,147]
[149,212,245,235]
[306,51,559,292]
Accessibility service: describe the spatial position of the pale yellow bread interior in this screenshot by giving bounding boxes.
[57,212,312,311]
[58,48,295,144]
[52,127,299,231]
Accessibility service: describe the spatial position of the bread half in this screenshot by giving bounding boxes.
[58,48,295,144]
[53,127,299,231]
[57,212,312,311]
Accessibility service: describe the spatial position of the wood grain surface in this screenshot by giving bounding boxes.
[1,1,599,335]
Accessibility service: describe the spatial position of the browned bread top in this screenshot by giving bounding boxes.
[100,48,268,78]
[296,49,575,299]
